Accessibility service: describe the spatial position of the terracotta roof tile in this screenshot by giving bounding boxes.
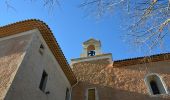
[0,19,77,86]
[113,53,170,67]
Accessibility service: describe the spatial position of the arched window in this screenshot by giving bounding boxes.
[145,73,168,95]
[150,80,160,94]
[87,45,95,56]
[65,88,70,100]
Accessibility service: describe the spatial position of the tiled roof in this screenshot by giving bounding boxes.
[0,19,77,85]
[113,53,170,67]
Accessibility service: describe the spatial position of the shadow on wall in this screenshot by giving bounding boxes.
[0,34,33,99]
[72,81,170,100]
[0,34,33,58]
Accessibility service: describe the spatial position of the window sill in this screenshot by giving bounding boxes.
[149,93,169,97]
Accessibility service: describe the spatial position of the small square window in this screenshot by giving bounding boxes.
[39,44,44,55]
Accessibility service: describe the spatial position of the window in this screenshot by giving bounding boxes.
[145,73,168,95]
[87,88,96,100]
[87,45,96,56]
[39,70,48,92]
[65,88,70,100]
[39,44,44,55]
[150,80,160,94]
[88,50,95,56]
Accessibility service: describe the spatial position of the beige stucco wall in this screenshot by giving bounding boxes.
[4,29,71,100]
[72,58,170,100]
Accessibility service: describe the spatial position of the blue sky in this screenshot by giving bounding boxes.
[0,0,169,62]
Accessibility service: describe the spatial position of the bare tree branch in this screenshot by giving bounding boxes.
[5,0,16,12]
[4,0,59,12]
[81,0,170,51]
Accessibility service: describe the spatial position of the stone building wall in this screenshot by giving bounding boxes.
[4,30,71,100]
[71,58,170,100]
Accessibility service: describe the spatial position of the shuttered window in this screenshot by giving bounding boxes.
[88,88,96,100]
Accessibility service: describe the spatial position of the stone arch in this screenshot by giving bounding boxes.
[87,45,95,51]
[87,45,96,56]
[144,73,168,95]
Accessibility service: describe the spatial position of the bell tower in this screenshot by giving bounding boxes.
[71,38,112,65]
[81,38,102,57]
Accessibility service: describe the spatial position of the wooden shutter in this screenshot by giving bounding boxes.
[88,89,95,100]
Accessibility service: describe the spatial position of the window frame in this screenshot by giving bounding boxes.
[86,87,98,100]
[144,73,168,96]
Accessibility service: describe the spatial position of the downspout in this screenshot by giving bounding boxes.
[70,80,79,100]
[69,62,79,100]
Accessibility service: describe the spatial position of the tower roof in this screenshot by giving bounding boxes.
[83,38,101,46]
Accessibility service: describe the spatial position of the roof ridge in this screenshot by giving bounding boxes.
[113,52,170,67]
[0,19,77,85]
[114,52,170,62]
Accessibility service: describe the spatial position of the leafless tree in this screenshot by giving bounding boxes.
[80,0,170,51]
[3,0,170,51]
[4,0,59,11]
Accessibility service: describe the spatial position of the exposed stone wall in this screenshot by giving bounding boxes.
[4,30,71,100]
[71,58,170,100]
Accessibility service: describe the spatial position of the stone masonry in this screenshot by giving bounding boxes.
[71,58,170,100]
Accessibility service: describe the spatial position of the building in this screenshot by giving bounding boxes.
[0,19,170,100]
[71,38,170,100]
[0,19,77,100]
